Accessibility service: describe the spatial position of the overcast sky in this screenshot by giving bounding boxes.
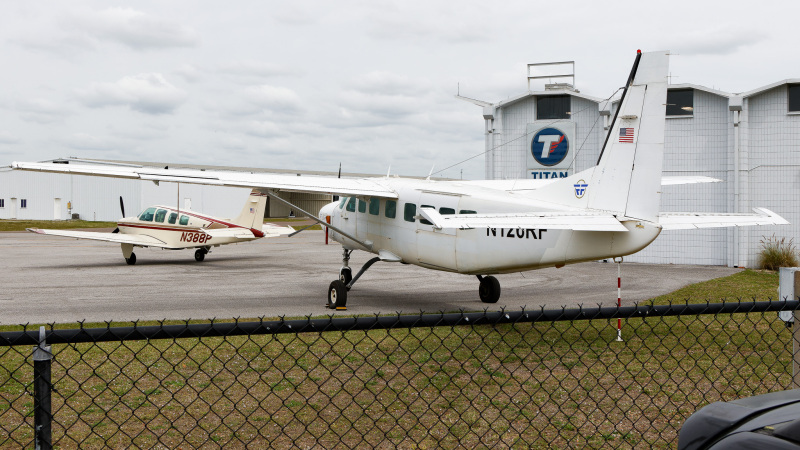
[1,1,797,180]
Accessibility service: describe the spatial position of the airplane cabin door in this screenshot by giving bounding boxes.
[416,193,457,271]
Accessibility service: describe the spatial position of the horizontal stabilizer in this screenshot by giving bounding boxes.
[418,207,628,232]
[26,228,167,246]
[659,208,789,230]
[262,223,295,237]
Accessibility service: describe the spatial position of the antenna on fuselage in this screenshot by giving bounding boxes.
[425,165,435,181]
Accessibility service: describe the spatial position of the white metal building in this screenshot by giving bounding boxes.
[471,78,800,268]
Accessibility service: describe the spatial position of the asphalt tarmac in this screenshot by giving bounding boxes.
[0,230,740,325]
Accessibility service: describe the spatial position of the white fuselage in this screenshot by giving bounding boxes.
[319,178,662,275]
[118,205,262,249]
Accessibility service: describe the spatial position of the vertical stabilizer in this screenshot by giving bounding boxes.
[587,50,669,222]
[232,190,268,228]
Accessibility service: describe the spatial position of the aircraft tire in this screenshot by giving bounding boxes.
[328,280,348,310]
[478,276,501,303]
[339,268,353,285]
[194,249,206,262]
[125,253,137,265]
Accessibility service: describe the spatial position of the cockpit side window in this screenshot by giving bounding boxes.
[369,198,380,215]
[138,207,156,222]
[339,197,348,209]
[358,199,367,213]
[155,209,168,223]
[179,215,189,225]
[346,197,356,212]
[168,212,178,224]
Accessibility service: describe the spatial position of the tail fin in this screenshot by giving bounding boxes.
[232,190,268,228]
[586,50,669,222]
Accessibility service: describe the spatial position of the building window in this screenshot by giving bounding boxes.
[20,199,27,208]
[536,95,571,120]
[0,199,4,208]
[666,89,693,116]
[789,85,800,112]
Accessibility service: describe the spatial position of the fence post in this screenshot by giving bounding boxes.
[33,326,52,450]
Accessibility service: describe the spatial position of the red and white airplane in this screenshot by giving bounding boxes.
[26,190,293,264]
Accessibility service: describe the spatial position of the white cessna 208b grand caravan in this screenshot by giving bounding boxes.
[13,50,788,309]
[26,190,293,264]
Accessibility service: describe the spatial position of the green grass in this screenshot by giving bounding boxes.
[649,269,778,304]
[0,219,118,232]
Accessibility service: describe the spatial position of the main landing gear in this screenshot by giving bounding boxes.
[195,247,209,262]
[477,275,501,304]
[125,253,137,265]
[327,248,380,311]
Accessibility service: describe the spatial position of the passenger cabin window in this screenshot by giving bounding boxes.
[440,207,455,215]
[358,199,367,213]
[385,200,397,219]
[369,198,380,215]
[168,213,178,224]
[460,210,477,215]
[179,215,189,225]
[666,89,693,116]
[536,95,570,120]
[420,204,434,225]
[404,203,416,222]
[790,85,800,112]
[346,197,356,212]
[139,208,156,222]
[155,209,168,223]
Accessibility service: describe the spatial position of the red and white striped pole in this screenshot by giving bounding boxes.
[615,257,623,342]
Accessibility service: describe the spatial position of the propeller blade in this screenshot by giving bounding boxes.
[119,196,125,218]
[338,162,341,179]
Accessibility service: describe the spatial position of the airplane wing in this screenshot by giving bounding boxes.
[458,175,720,192]
[11,161,398,198]
[418,208,629,232]
[26,228,167,246]
[658,208,789,230]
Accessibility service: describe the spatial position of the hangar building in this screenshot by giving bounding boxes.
[466,75,800,268]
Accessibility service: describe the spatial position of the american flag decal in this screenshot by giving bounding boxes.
[619,128,634,143]
[250,208,255,213]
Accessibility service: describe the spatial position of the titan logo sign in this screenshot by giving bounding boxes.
[531,128,569,166]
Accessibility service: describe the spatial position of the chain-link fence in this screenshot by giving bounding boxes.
[1,300,798,448]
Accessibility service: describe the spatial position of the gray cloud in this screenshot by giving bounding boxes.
[63,7,199,50]
[663,27,769,56]
[16,99,70,124]
[0,131,20,145]
[76,73,187,115]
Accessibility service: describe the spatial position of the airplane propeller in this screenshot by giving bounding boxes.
[119,196,125,218]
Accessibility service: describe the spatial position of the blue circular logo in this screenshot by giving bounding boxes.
[531,128,569,166]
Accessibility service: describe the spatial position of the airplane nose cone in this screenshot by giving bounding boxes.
[319,201,338,222]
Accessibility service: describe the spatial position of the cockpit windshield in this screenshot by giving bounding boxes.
[138,207,156,222]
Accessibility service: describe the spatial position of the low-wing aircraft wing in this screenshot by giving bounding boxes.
[11,161,398,198]
[26,228,167,246]
[658,208,789,230]
[418,208,629,231]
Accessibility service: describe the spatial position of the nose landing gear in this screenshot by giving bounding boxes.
[327,248,381,311]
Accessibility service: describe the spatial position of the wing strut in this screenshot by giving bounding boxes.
[264,190,373,250]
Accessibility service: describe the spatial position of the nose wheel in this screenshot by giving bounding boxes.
[327,249,381,311]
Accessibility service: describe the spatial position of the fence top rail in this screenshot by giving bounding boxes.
[1,299,797,347]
